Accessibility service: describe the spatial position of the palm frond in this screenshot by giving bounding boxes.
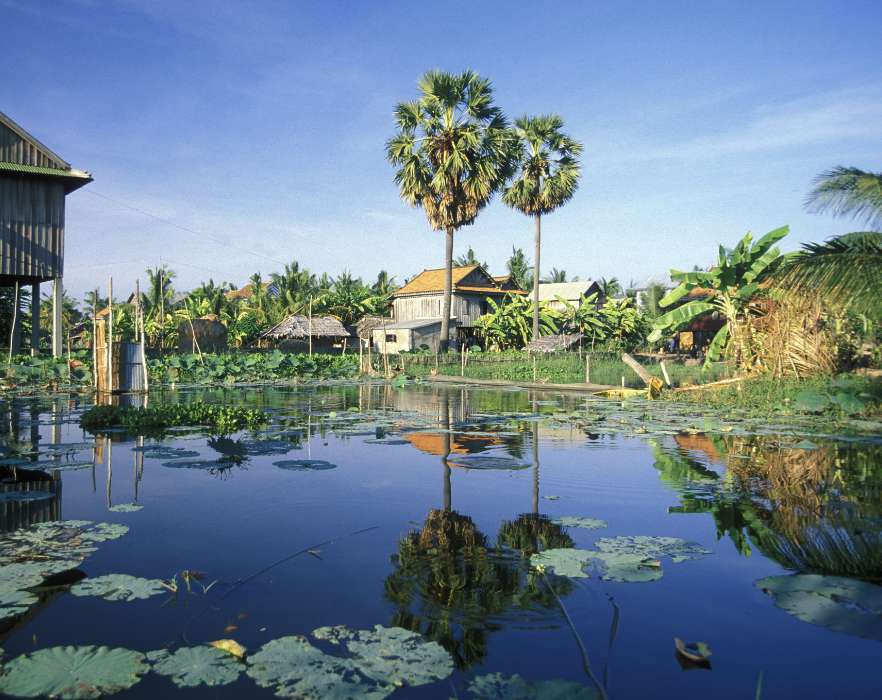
[806,166,882,230]
[778,231,882,317]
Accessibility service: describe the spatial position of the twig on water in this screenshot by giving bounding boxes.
[541,573,610,700]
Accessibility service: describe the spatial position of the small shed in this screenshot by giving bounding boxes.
[260,315,351,353]
[177,314,228,354]
[537,281,603,311]
[370,318,451,354]
[525,333,583,353]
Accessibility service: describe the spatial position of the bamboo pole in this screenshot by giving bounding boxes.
[107,278,114,393]
[135,280,149,393]
[159,269,165,353]
[659,360,672,387]
[7,280,19,362]
[308,297,313,357]
[30,282,39,356]
[585,355,590,384]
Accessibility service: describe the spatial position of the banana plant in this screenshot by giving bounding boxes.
[556,292,606,341]
[647,226,790,369]
[478,294,562,350]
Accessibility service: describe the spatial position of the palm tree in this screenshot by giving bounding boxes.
[806,166,882,231]
[598,276,622,298]
[372,270,398,298]
[144,265,175,320]
[506,246,532,291]
[387,70,514,352]
[503,115,582,341]
[543,267,568,283]
[453,246,487,269]
[780,231,882,317]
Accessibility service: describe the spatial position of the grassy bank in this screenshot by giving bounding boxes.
[674,374,882,420]
[400,350,731,388]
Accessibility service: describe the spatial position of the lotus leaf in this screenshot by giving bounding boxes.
[162,459,227,470]
[140,447,201,460]
[240,439,295,456]
[529,549,593,579]
[146,646,241,687]
[246,635,389,699]
[793,390,830,413]
[107,503,143,513]
[448,455,530,471]
[79,523,129,543]
[588,536,710,583]
[756,574,882,641]
[467,672,599,699]
[311,624,453,687]
[552,516,608,530]
[71,574,167,602]
[0,587,38,620]
[0,645,148,699]
[39,462,94,472]
[274,460,336,471]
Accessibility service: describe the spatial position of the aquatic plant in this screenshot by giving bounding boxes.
[552,516,608,531]
[148,351,358,385]
[530,548,594,579]
[273,459,336,471]
[80,402,269,434]
[0,645,148,699]
[107,503,143,513]
[147,646,241,688]
[70,574,167,602]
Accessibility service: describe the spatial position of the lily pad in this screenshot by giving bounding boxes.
[0,645,148,699]
[136,446,201,460]
[552,516,608,530]
[312,624,453,687]
[108,503,143,513]
[147,646,241,688]
[756,574,882,641]
[467,672,599,699]
[274,460,337,471]
[793,390,830,413]
[588,536,710,583]
[70,574,167,602]
[530,548,593,579]
[0,587,38,620]
[38,462,94,472]
[448,455,530,471]
[246,635,389,699]
[161,459,227,470]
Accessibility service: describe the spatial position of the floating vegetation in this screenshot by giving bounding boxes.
[34,461,93,472]
[0,645,148,699]
[273,459,336,471]
[246,634,386,699]
[80,402,269,434]
[239,439,297,456]
[530,549,594,579]
[588,536,710,583]
[209,639,247,659]
[467,672,599,699]
[552,516,608,530]
[161,459,230,470]
[756,574,882,641]
[147,646,242,688]
[135,446,201,460]
[363,438,410,445]
[312,624,454,687]
[108,503,143,513]
[448,455,530,470]
[70,574,167,602]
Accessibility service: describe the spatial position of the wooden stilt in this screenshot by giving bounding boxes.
[52,278,62,358]
[30,283,39,356]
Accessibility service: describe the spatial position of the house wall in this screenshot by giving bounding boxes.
[392,293,493,327]
[0,177,66,283]
[371,328,413,354]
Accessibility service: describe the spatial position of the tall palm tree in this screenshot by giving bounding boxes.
[806,166,882,231]
[387,70,514,352]
[453,246,487,269]
[598,276,622,298]
[506,246,532,291]
[503,115,582,340]
[144,266,175,321]
[372,270,398,298]
[543,267,569,283]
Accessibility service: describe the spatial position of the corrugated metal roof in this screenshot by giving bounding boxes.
[0,161,92,180]
[537,281,600,302]
[374,318,443,330]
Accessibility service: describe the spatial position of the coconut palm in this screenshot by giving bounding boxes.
[806,166,882,231]
[144,266,175,321]
[506,246,532,291]
[454,246,487,269]
[543,267,569,283]
[598,276,622,298]
[503,115,582,341]
[387,70,514,352]
[779,232,882,317]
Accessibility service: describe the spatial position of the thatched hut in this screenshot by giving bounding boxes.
[260,315,351,353]
[177,314,227,354]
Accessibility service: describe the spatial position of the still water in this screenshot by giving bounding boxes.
[1,382,881,699]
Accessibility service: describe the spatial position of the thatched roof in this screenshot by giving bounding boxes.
[355,315,388,339]
[525,333,583,353]
[260,315,351,340]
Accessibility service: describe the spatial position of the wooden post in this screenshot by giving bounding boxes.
[158,269,165,353]
[621,375,625,388]
[8,280,20,361]
[52,278,63,358]
[585,355,590,384]
[107,277,113,393]
[358,335,363,373]
[461,347,465,377]
[308,297,313,357]
[660,360,672,387]
[30,282,39,356]
[91,291,98,391]
[532,354,537,382]
[622,352,654,386]
[135,280,149,393]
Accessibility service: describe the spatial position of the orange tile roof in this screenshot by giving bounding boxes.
[405,432,501,457]
[394,265,521,296]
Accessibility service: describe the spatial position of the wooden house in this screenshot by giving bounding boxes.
[260,314,351,353]
[537,280,603,312]
[0,112,92,357]
[373,265,520,352]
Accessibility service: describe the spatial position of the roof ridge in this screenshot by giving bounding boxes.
[0,111,71,169]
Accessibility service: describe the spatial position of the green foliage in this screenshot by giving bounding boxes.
[1,351,92,389]
[805,166,882,231]
[147,647,241,688]
[506,246,532,290]
[478,294,562,350]
[70,574,167,602]
[649,226,789,368]
[149,351,358,384]
[79,402,269,434]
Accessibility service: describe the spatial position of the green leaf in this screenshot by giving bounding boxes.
[70,574,167,602]
[757,574,882,641]
[530,548,593,578]
[0,646,148,699]
[793,390,830,413]
[830,391,866,415]
[588,536,711,583]
[147,646,241,688]
[704,324,730,367]
[551,516,608,530]
[108,503,143,513]
[649,301,715,342]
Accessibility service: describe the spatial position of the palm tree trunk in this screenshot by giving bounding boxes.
[532,214,542,341]
[440,226,455,353]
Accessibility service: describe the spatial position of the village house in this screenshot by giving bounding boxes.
[371,265,520,353]
[260,314,351,353]
[536,280,604,312]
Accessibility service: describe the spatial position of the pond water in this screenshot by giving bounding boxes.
[1,382,881,699]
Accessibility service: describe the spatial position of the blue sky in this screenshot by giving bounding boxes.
[2,0,881,298]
